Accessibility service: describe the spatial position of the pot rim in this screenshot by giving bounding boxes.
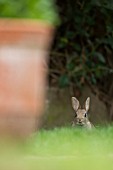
[0,18,54,34]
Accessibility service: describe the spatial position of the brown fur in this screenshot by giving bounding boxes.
[71,97,94,129]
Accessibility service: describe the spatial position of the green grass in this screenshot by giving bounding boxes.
[1,126,113,170]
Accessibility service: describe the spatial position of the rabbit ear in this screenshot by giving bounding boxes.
[72,97,80,111]
[85,97,90,112]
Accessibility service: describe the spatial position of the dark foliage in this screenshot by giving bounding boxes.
[49,0,113,108]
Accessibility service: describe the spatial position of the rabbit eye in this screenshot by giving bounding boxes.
[74,113,77,117]
[84,113,87,117]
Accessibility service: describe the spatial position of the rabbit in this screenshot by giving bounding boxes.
[71,97,94,129]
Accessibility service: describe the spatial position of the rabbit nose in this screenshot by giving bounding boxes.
[77,118,82,123]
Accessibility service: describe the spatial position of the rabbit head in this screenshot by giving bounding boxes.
[72,97,90,126]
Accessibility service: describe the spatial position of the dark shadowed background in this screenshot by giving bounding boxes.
[42,0,113,129]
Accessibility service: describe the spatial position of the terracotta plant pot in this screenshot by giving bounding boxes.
[0,19,54,137]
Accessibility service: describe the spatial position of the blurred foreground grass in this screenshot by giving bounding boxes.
[0,126,113,170]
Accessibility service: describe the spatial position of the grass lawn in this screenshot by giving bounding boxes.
[0,126,113,170]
